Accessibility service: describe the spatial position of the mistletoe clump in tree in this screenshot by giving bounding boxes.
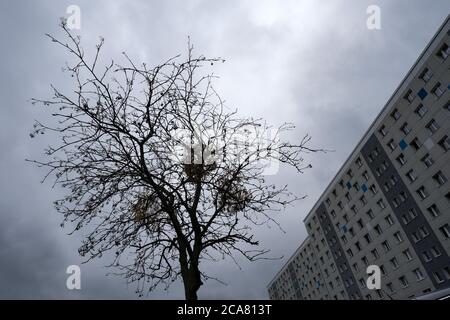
[29,22,321,300]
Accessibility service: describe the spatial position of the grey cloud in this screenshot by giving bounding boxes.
[0,0,449,299]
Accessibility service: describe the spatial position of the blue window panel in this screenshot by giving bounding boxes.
[361,184,368,192]
[341,225,348,233]
[346,181,352,189]
[448,84,450,90]
[316,281,321,288]
[418,88,428,100]
[399,139,408,150]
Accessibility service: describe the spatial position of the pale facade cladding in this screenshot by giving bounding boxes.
[267,15,450,300]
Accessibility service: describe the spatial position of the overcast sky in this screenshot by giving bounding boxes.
[0,0,449,299]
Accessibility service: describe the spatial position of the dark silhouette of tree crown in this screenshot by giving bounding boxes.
[28,20,323,299]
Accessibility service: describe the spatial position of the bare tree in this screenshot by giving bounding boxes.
[29,22,321,300]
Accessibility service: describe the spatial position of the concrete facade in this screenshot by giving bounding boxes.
[268,15,450,300]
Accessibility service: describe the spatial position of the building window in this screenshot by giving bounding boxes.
[436,43,450,60]
[408,208,418,219]
[439,224,450,239]
[421,153,434,168]
[360,195,368,206]
[375,167,383,177]
[422,251,432,262]
[341,235,348,244]
[412,231,421,243]
[387,139,396,152]
[351,205,358,215]
[399,139,408,150]
[330,210,336,218]
[382,240,391,252]
[432,170,447,186]
[403,90,414,103]
[345,192,351,202]
[410,137,421,151]
[438,135,450,151]
[380,265,387,276]
[349,227,355,237]
[362,256,369,266]
[403,249,413,261]
[337,222,343,231]
[400,122,411,135]
[427,204,441,218]
[346,249,354,258]
[433,272,445,284]
[358,278,366,288]
[418,88,428,100]
[366,209,375,220]
[443,267,450,280]
[377,199,386,209]
[385,214,394,226]
[391,109,401,121]
[371,249,380,260]
[352,263,359,272]
[364,233,372,244]
[369,184,377,195]
[402,214,412,225]
[415,104,428,118]
[332,189,337,198]
[426,119,440,134]
[392,197,400,208]
[431,246,442,258]
[396,153,406,166]
[419,67,433,82]
[390,257,399,269]
[416,186,429,200]
[386,282,395,293]
[406,169,418,183]
[353,182,360,191]
[379,125,387,137]
[347,169,353,179]
[399,192,407,202]
[399,275,409,288]
[362,170,369,181]
[356,218,363,229]
[445,100,450,113]
[356,157,363,168]
[394,231,404,243]
[373,148,379,157]
[338,201,344,210]
[413,268,425,281]
[390,175,398,186]
[374,224,383,235]
[419,226,430,238]
[355,241,362,251]
[431,82,445,98]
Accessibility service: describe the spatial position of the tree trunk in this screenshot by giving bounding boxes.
[182,264,203,300]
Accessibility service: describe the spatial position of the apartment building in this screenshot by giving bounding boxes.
[268,15,450,300]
